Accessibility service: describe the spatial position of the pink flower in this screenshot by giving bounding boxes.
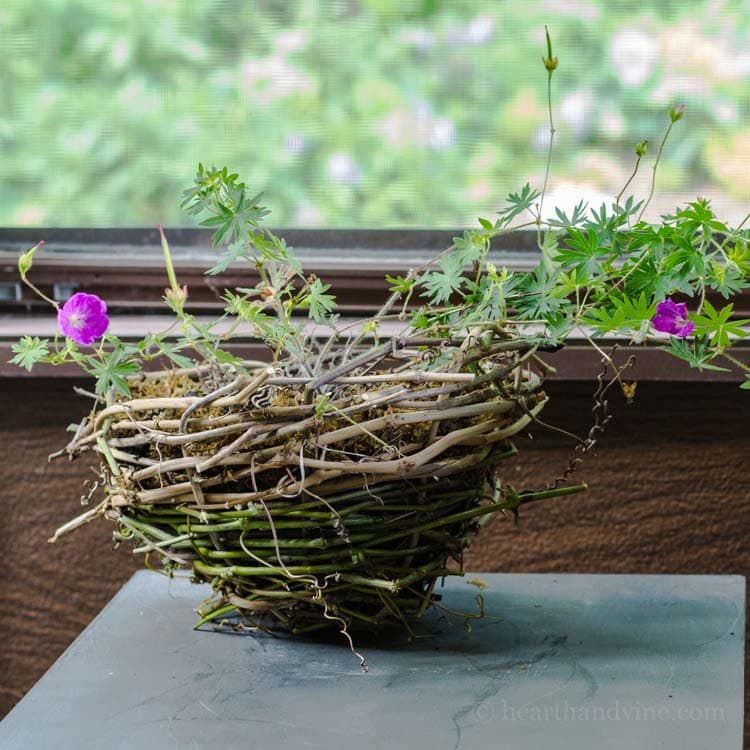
[57,292,109,345]
[651,298,694,338]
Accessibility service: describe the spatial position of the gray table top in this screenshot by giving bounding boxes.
[0,571,744,749]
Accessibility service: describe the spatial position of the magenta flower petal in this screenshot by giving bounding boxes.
[651,298,693,338]
[57,292,109,345]
[675,320,695,337]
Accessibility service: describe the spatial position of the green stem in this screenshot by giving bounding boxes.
[349,483,588,546]
[21,277,59,309]
[721,351,750,375]
[193,559,359,578]
[735,211,750,232]
[339,573,399,592]
[96,426,120,477]
[636,119,677,224]
[158,225,180,296]
[615,153,643,219]
[193,603,237,629]
[393,560,449,592]
[537,58,556,249]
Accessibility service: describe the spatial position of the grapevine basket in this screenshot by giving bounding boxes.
[58,324,553,640]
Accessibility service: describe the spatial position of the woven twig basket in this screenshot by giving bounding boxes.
[59,325,549,639]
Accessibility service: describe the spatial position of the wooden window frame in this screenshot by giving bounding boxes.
[1,228,748,381]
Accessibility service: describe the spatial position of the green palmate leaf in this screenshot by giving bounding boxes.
[453,229,489,266]
[419,271,461,304]
[419,253,466,305]
[554,228,610,276]
[707,259,749,299]
[624,252,694,301]
[463,276,501,322]
[512,265,572,320]
[554,266,589,296]
[385,274,415,295]
[223,289,256,316]
[301,278,337,323]
[254,234,303,273]
[89,349,140,397]
[160,343,194,369]
[664,199,727,237]
[542,312,573,343]
[182,164,271,247]
[588,202,619,233]
[691,300,750,350]
[223,291,274,327]
[584,306,627,335]
[212,347,247,369]
[620,292,656,322]
[725,242,750,276]
[9,336,50,371]
[584,293,655,337]
[538,229,561,274]
[660,231,704,279]
[410,310,432,330]
[205,240,248,275]
[546,200,588,229]
[664,338,730,372]
[495,183,540,226]
[615,195,645,222]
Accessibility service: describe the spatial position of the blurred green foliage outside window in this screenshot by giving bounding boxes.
[1,0,750,228]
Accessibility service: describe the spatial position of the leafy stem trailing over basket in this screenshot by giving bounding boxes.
[14,171,750,389]
[153,115,750,387]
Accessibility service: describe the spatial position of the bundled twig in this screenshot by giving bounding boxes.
[52,324,584,637]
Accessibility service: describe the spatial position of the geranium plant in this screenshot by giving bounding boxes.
[10,29,750,655]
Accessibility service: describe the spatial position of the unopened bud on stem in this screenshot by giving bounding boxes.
[669,104,685,122]
[542,26,558,76]
[158,225,185,314]
[18,241,44,279]
[165,285,188,313]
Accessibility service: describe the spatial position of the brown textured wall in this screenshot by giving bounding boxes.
[0,379,140,717]
[1,378,748,733]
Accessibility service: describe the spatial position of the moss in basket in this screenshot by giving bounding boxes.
[10,28,750,663]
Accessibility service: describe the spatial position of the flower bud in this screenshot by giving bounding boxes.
[18,241,44,279]
[542,26,558,75]
[635,140,648,157]
[165,285,188,313]
[669,104,685,122]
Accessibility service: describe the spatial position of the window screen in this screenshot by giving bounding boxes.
[1,1,749,228]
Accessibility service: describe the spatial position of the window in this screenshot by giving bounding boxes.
[2,2,749,381]
[2,1,750,228]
